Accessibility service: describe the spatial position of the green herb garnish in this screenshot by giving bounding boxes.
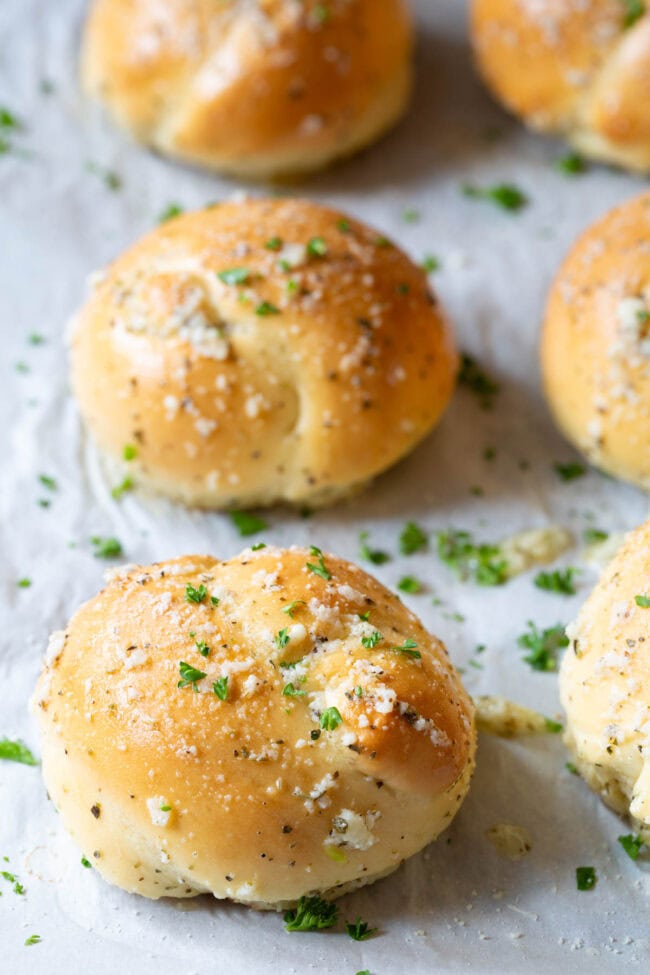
[111,475,134,499]
[284,895,339,932]
[91,536,122,558]
[458,354,499,410]
[275,628,290,649]
[462,182,528,211]
[618,834,645,860]
[392,639,420,659]
[398,575,421,594]
[307,237,328,258]
[306,546,331,580]
[81,855,92,868]
[230,510,267,536]
[576,866,596,890]
[584,528,608,544]
[345,917,378,941]
[185,583,207,604]
[256,301,280,316]
[218,267,251,286]
[24,935,41,946]
[158,203,183,223]
[283,600,305,618]
[635,594,650,608]
[361,631,383,649]
[555,153,587,176]
[399,521,427,555]
[359,530,390,565]
[437,529,507,586]
[554,462,586,482]
[178,661,207,690]
[518,621,568,672]
[534,568,577,596]
[213,676,229,701]
[282,682,306,698]
[320,707,343,731]
[0,739,38,766]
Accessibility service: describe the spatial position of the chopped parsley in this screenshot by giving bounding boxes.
[178,661,207,690]
[422,254,441,274]
[576,866,597,891]
[545,717,563,734]
[158,202,183,223]
[17,578,31,588]
[230,510,267,536]
[265,236,283,251]
[218,267,251,286]
[635,594,650,608]
[518,622,568,672]
[275,628,290,649]
[306,546,331,580]
[361,631,383,649]
[534,568,577,595]
[122,443,137,461]
[38,474,57,491]
[283,599,305,618]
[359,531,390,565]
[213,676,229,701]
[584,528,608,544]
[565,762,578,775]
[282,682,306,698]
[0,738,38,766]
[307,236,328,258]
[111,475,134,499]
[337,218,351,233]
[554,462,586,482]
[81,855,92,868]
[620,0,645,28]
[251,542,266,551]
[320,707,343,731]
[185,582,208,604]
[284,894,339,931]
[345,917,378,941]
[458,354,499,409]
[191,634,210,657]
[402,207,420,223]
[392,639,420,659]
[28,332,45,345]
[437,529,507,586]
[24,935,41,946]
[399,521,427,555]
[91,536,122,558]
[256,301,280,316]
[618,834,645,860]
[398,575,421,594]
[555,152,587,176]
[462,182,528,212]
[86,161,122,191]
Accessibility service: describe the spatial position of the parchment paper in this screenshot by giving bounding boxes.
[2,1,650,971]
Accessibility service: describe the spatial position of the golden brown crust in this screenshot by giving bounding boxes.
[541,191,650,490]
[70,197,457,509]
[81,0,413,178]
[33,548,475,906]
[560,520,650,836]
[471,0,650,172]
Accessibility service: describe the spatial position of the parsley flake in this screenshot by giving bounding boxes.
[307,236,328,258]
[518,622,568,672]
[635,594,650,608]
[283,599,305,618]
[554,462,586,482]
[0,738,38,766]
[555,152,587,176]
[618,833,645,860]
[185,583,207,604]
[284,895,339,932]
[81,855,92,868]
[437,529,507,586]
[213,676,229,701]
[462,182,528,212]
[584,528,608,544]
[230,510,267,536]
[282,682,306,698]
[178,661,207,690]
[320,707,343,731]
[361,631,383,649]
[422,254,441,274]
[359,530,390,565]
[398,575,421,594]
[306,546,331,580]
[256,301,280,316]
[38,474,57,491]
[620,0,645,28]
[111,475,134,499]
[534,568,577,595]
[458,354,500,410]
[265,236,283,251]
[91,536,122,559]
[158,202,183,223]
[345,917,378,941]
[218,267,251,286]
[17,578,31,588]
[399,521,427,555]
[24,935,41,947]
[392,639,421,659]
[122,443,137,461]
[275,628,290,649]
[576,866,597,891]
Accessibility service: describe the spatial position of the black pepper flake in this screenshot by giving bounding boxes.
[90,804,101,819]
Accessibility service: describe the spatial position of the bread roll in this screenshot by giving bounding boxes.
[33,547,475,908]
[541,191,650,490]
[471,0,650,173]
[560,519,650,839]
[70,197,457,509]
[81,0,412,179]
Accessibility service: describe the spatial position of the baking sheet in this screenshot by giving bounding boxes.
[3,0,650,971]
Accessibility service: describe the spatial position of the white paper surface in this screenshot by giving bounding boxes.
[3,1,650,971]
